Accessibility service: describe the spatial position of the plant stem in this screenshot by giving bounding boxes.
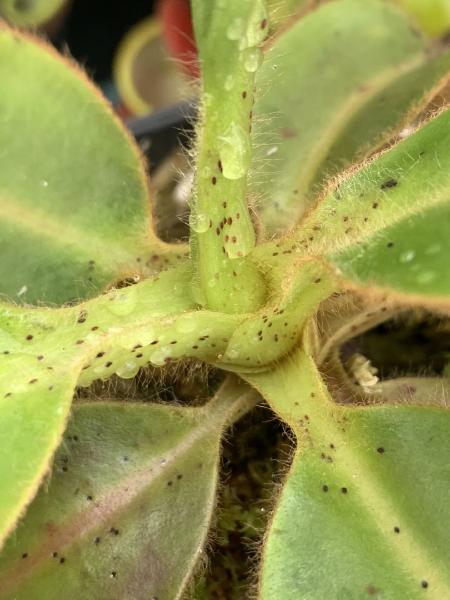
[190,0,269,313]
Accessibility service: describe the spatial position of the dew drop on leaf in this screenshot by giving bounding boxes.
[107,287,138,317]
[227,17,245,41]
[224,74,235,91]
[416,271,436,285]
[219,122,250,179]
[115,362,139,379]
[189,212,210,233]
[399,250,416,263]
[243,47,263,73]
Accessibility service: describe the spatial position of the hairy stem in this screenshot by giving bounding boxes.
[190,0,269,313]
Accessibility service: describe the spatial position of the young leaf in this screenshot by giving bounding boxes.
[0,380,258,599]
[296,106,450,305]
[0,24,179,305]
[251,0,450,232]
[246,346,450,599]
[190,0,268,312]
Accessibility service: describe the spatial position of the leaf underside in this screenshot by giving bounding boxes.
[0,382,253,600]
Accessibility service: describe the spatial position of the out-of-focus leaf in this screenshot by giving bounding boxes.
[396,0,450,37]
[0,0,66,27]
[252,0,450,233]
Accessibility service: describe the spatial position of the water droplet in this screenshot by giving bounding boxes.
[116,362,139,379]
[399,250,415,263]
[266,146,279,156]
[242,1,269,48]
[234,2,269,51]
[416,271,436,285]
[219,122,250,180]
[243,47,263,73]
[224,75,234,91]
[149,350,166,366]
[203,92,214,108]
[176,316,197,334]
[227,348,240,360]
[227,17,245,41]
[189,212,210,233]
[107,287,138,317]
[41,180,48,187]
[425,243,441,255]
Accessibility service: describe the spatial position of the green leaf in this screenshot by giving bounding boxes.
[251,0,450,233]
[0,267,197,547]
[0,380,257,599]
[0,0,66,27]
[396,0,450,37]
[246,346,450,599]
[0,359,80,551]
[266,0,311,27]
[190,0,268,312]
[297,106,450,304]
[0,24,178,305]
[0,258,332,545]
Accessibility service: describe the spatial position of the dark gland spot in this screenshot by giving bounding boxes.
[322,485,329,492]
[394,526,400,533]
[381,178,398,190]
[421,581,428,589]
[77,310,88,323]
[377,447,385,454]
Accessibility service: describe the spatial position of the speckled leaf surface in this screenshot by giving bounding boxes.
[0,260,334,547]
[298,106,450,304]
[252,0,450,233]
[0,24,176,305]
[0,381,256,600]
[0,268,197,548]
[246,348,450,600]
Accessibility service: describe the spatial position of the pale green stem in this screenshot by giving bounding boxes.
[190,0,270,313]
